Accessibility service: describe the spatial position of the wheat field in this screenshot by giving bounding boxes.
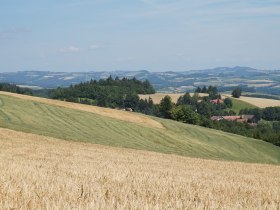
[223,94,280,108]
[0,128,280,209]
[236,96,280,108]
[139,93,208,104]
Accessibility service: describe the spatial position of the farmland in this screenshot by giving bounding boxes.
[228,97,257,113]
[0,92,280,163]
[139,93,184,104]
[139,93,208,104]
[1,128,280,209]
[138,92,258,113]
[223,94,280,108]
[232,96,280,108]
[0,91,163,129]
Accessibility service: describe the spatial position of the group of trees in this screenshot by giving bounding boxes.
[0,83,33,95]
[51,77,156,113]
[232,87,242,98]
[239,107,280,121]
[156,91,233,126]
[195,85,220,100]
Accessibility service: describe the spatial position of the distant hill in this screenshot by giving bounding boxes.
[0,66,280,95]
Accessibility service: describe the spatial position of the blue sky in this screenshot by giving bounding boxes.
[1,0,280,72]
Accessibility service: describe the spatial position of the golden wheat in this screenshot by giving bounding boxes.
[223,94,280,108]
[139,93,208,104]
[0,128,279,209]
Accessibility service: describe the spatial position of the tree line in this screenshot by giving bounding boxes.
[239,107,280,121]
[0,83,33,95]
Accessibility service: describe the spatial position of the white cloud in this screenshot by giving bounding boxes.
[60,46,82,53]
[176,52,184,57]
[89,44,99,49]
[0,27,29,39]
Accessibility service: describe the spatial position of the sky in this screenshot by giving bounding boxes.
[0,0,280,72]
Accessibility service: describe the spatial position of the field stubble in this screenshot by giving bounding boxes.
[0,128,279,209]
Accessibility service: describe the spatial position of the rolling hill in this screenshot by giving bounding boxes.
[0,91,280,164]
[1,67,280,95]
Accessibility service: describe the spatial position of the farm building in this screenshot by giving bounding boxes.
[210,116,223,121]
[211,115,259,123]
[210,99,223,104]
[222,116,241,121]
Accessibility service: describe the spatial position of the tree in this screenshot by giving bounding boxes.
[159,95,173,119]
[195,87,201,93]
[171,105,200,125]
[177,92,192,105]
[224,98,233,108]
[232,87,242,98]
[124,93,139,109]
[201,86,207,93]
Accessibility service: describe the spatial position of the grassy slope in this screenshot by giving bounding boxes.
[230,97,257,113]
[0,94,280,164]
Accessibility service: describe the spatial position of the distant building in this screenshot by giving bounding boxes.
[210,115,259,123]
[210,116,223,121]
[210,99,223,104]
[222,116,241,121]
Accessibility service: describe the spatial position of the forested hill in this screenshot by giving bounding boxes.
[51,77,155,108]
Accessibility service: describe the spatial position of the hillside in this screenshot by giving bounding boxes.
[1,128,280,209]
[0,91,280,164]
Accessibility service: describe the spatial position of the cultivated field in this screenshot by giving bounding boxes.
[0,91,163,129]
[139,93,208,104]
[236,96,280,108]
[0,128,280,209]
[0,92,280,163]
[223,94,280,108]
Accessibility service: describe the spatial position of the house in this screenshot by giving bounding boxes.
[236,118,248,123]
[222,116,241,121]
[210,116,223,121]
[210,99,223,104]
[210,115,259,123]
